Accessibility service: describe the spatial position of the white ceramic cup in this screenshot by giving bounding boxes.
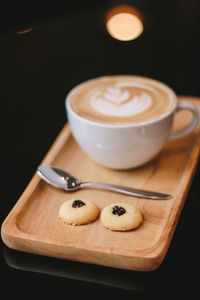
[65,77,199,169]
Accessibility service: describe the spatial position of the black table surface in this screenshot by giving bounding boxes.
[1,1,200,297]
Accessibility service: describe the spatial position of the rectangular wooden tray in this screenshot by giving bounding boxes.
[1,96,200,271]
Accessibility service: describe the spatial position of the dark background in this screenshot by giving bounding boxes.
[1,0,200,297]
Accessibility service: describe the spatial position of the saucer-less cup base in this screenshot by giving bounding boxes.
[66,79,199,170]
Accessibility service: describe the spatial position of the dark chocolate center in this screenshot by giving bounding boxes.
[72,200,86,208]
[112,205,126,216]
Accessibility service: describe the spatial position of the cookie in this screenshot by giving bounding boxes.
[58,198,100,225]
[100,202,142,231]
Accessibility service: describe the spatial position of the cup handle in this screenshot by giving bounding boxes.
[168,100,199,142]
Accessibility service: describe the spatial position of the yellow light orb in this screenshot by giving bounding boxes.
[106,6,143,41]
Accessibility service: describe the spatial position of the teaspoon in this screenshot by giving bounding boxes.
[37,165,172,200]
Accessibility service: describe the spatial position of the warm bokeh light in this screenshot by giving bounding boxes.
[106,6,143,41]
[16,27,33,34]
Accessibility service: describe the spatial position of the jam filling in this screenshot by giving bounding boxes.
[72,200,86,208]
[112,205,126,216]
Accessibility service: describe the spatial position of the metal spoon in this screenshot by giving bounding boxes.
[37,165,172,200]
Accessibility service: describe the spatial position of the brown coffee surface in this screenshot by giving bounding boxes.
[68,75,176,124]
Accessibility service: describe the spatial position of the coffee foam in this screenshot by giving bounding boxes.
[68,76,175,124]
[90,83,152,117]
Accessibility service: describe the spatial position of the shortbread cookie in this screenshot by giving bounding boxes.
[100,202,142,231]
[59,198,100,225]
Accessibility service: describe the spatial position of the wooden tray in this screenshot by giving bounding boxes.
[1,96,200,271]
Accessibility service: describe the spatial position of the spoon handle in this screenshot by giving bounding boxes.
[80,182,171,200]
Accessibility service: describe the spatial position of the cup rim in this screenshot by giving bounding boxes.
[65,75,177,128]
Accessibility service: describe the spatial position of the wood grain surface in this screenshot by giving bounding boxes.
[1,96,200,271]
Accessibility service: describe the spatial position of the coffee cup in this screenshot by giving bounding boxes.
[65,75,199,169]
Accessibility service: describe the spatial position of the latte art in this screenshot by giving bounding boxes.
[104,87,130,104]
[68,75,175,124]
[90,85,152,117]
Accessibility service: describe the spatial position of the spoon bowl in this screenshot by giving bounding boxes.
[37,165,80,191]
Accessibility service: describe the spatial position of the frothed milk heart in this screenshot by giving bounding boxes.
[68,75,175,125]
